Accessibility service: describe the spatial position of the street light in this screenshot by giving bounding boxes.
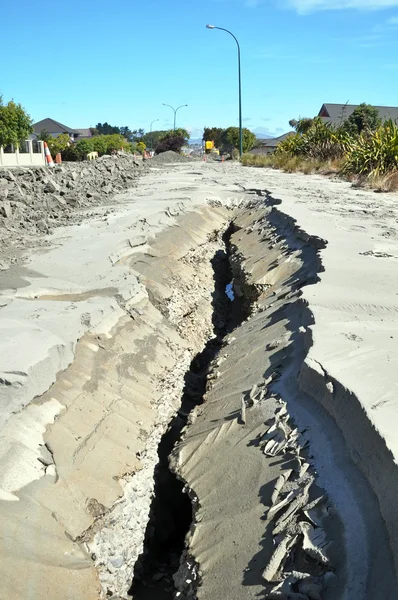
[149,119,159,151]
[162,103,188,131]
[206,24,243,157]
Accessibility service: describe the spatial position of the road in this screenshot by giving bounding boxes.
[0,160,397,599]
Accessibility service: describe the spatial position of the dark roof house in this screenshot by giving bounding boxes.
[251,131,295,155]
[318,103,398,126]
[32,118,81,139]
[75,128,93,138]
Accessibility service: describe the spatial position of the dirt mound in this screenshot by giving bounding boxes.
[151,151,190,164]
[0,154,145,268]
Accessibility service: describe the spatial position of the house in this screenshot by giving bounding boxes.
[251,132,295,155]
[32,118,81,140]
[318,103,398,126]
[74,128,93,139]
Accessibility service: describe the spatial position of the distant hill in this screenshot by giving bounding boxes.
[188,138,203,146]
[255,132,273,140]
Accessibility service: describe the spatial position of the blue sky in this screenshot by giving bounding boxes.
[2,0,398,138]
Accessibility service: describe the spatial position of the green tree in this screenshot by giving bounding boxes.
[142,130,168,148]
[130,128,145,141]
[222,127,256,153]
[343,104,381,136]
[95,122,120,135]
[106,133,130,153]
[47,133,70,157]
[91,135,108,155]
[158,129,189,145]
[0,96,33,148]
[120,126,134,142]
[155,135,186,155]
[203,127,225,148]
[38,128,51,142]
[74,139,94,160]
[289,118,315,135]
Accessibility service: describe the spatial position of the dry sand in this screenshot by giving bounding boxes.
[0,161,398,599]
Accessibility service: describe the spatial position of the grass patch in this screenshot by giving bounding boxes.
[241,153,343,176]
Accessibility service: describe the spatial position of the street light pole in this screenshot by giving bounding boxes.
[206,24,243,157]
[162,103,188,131]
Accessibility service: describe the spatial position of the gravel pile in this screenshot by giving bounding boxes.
[0,154,145,267]
[151,151,191,164]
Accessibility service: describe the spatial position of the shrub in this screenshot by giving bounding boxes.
[276,118,346,162]
[105,134,129,153]
[155,134,185,154]
[221,127,256,153]
[73,139,94,160]
[130,141,146,154]
[0,96,33,148]
[91,135,108,155]
[47,133,70,158]
[343,103,381,136]
[276,133,305,156]
[61,145,79,161]
[342,119,398,177]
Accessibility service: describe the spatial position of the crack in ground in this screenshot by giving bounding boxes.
[128,223,244,599]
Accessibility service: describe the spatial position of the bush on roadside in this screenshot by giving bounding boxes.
[131,141,146,155]
[105,133,130,154]
[275,118,346,162]
[241,152,343,176]
[74,139,94,160]
[221,127,256,153]
[61,145,80,161]
[342,119,398,177]
[47,133,70,158]
[91,135,109,155]
[155,134,186,154]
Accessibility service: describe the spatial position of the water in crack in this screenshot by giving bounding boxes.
[225,281,235,302]
[129,223,243,599]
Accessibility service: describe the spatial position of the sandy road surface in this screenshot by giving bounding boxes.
[0,160,397,599]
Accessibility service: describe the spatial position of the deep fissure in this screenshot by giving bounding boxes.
[129,222,246,599]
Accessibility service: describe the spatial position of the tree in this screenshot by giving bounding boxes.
[95,122,120,135]
[120,126,134,142]
[91,135,108,155]
[172,128,190,141]
[131,141,146,155]
[0,96,33,148]
[136,141,146,154]
[222,127,256,153]
[343,104,381,136]
[289,118,315,135]
[105,133,130,153]
[38,128,51,142]
[130,128,145,141]
[142,130,168,149]
[155,135,186,154]
[47,133,70,157]
[155,128,189,154]
[203,127,225,148]
[74,139,94,160]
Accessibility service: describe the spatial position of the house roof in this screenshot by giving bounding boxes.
[318,103,398,124]
[32,118,80,136]
[75,128,92,137]
[261,132,295,147]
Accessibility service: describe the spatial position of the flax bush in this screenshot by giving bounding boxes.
[342,119,398,177]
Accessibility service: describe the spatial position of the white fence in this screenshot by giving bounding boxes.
[0,140,46,167]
